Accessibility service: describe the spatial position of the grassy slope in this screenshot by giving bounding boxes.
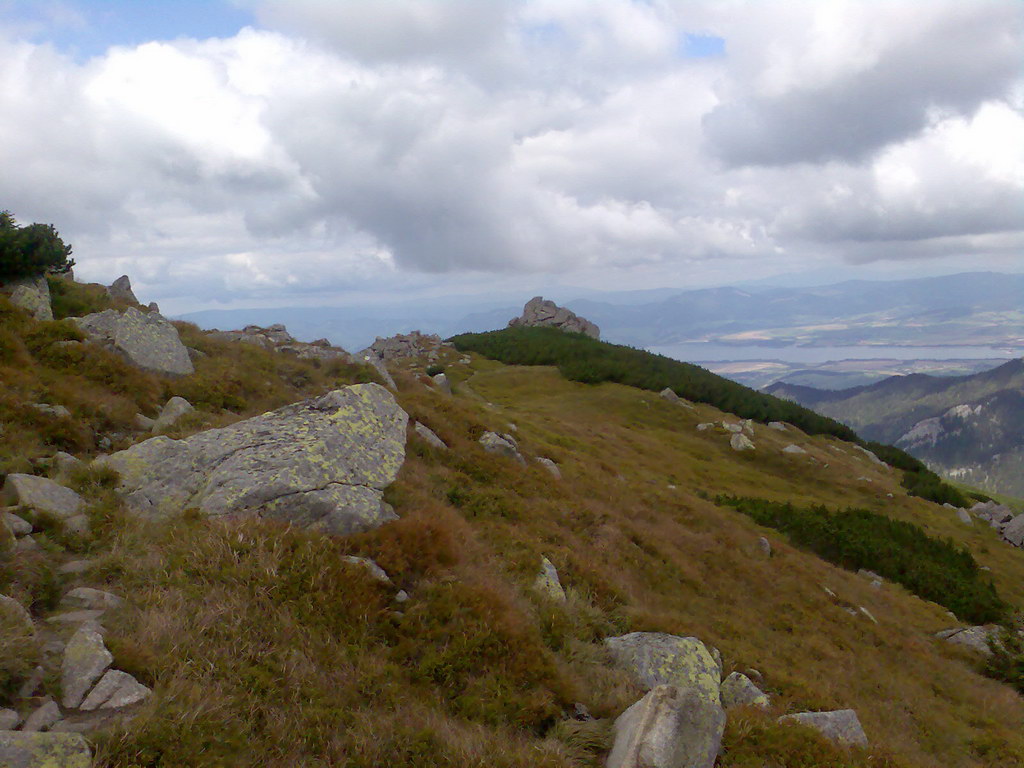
[5,298,1024,766]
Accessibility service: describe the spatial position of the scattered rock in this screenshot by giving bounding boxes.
[536,457,561,479]
[431,373,451,395]
[508,297,600,339]
[782,444,806,455]
[79,669,151,711]
[730,434,755,452]
[857,569,882,582]
[63,515,90,537]
[106,275,139,304]
[362,331,446,362]
[720,672,770,709]
[52,452,82,481]
[972,501,1014,528]
[341,556,392,585]
[778,709,868,747]
[151,396,194,433]
[30,403,71,419]
[58,560,94,576]
[101,384,408,536]
[71,307,194,376]
[18,667,45,698]
[534,556,566,601]
[722,422,743,433]
[768,422,788,431]
[61,588,123,612]
[659,388,680,403]
[604,633,721,703]
[2,475,84,519]
[3,512,31,536]
[413,422,447,450]
[0,710,19,730]
[0,731,92,767]
[756,537,771,557]
[21,700,61,732]
[133,414,156,431]
[936,625,1001,656]
[607,684,725,768]
[2,274,53,321]
[956,508,973,525]
[394,590,409,603]
[859,607,879,624]
[479,431,525,464]
[46,610,106,627]
[61,626,113,708]
[0,594,34,632]
[1000,515,1024,547]
[852,446,884,466]
[211,324,352,362]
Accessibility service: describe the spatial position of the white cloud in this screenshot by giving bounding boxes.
[0,0,1020,312]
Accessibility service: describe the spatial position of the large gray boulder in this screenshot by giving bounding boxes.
[604,633,721,704]
[61,625,113,708]
[778,709,868,747]
[151,396,194,433]
[0,731,91,768]
[936,625,1001,656]
[479,431,526,465]
[607,685,725,768]
[2,475,83,519]
[2,274,52,321]
[730,433,755,452]
[1001,515,1024,547]
[72,307,194,376]
[508,297,600,339]
[100,384,408,536]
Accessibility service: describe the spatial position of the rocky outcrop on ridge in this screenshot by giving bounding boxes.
[106,274,139,304]
[1,274,53,321]
[363,331,447,362]
[508,296,600,339]
[100,383,408,536]
[210,324,352,363]
[72,307,194,376]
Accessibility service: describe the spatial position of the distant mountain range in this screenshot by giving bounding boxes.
[767,358,1024,497]
[179,271,1024,356]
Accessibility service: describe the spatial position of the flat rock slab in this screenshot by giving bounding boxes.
[61,626,113,708]
[608,684,725,768]
[80,669,151,710]
[0,731,91,768]
[605,632,721,704]
[72,307,194,376]
[936,625,1000,656]
[2,475,83,519]
[101,384,408,536]
[60,588,123,611]
[778,709,868,746]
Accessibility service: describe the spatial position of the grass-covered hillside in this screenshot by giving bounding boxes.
[5,290,1024,767]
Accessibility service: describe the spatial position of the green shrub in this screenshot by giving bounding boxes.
[717,495,1007,624]
[426,364,446,377]
[0,210,73,282]
[984,626,1024,694]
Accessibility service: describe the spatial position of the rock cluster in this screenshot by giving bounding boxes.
[363,331,447,362]
[2,274,53,321]
[101,383,408,536]
[72,307,194,376]
[210,324,351,362]
[507,296,600,339]
[967,501,1024,549]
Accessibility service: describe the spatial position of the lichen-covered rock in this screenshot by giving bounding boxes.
[341,556,392,585]
[413,422,447,450]
[364,331,445,361]
[479,431,525,464]
[107,275,139,304]
[151,396,194,433]
[730,433,755,451]
[71,307,194,376]
[79,669,151,710]
[61,626,113,708]
[778,709,868,746]
[534,556,566,601]
[604,633,721,704]
[21,700,61,733]
[355,350,396,389]
[0,731,91,768]
[2,274,53,321]
[508,297,600,339]
[2,475,83,519]
[607,685,725,768]
[100,384,408,536]
[536,457,561,479]
[720,672,769,709]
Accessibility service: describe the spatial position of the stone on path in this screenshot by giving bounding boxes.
[101,384,407,536]
[778,709,868,746]
[607,685,725,768]
[61,626,113,708]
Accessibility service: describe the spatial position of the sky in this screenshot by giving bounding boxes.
[0,0,1021,314]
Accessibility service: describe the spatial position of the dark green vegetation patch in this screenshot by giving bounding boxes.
[717,495,1006,624]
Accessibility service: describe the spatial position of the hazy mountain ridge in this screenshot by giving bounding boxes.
[767,358,1024,496]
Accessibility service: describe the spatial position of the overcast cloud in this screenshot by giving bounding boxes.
[0,0,1021,311]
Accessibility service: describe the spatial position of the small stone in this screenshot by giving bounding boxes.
[696,423,714,431]
[756,537,771,557]
[2,512,31,536]
[782,444,806,455]
[778,709,868,747]
[479,431,526,464]
[47,610,106,627]
[58,560,94,575]
[0,731,91,768]
[133,414,156,431]
[15,536,40,553]
[536,457,561,479]
[0,594,33,632]
[720,672,770,709]
[659,387,680,403]
[63,515,90,537]
[859,607,878,624]
[431,373,451,395]
[722,422,743,433]
[768,422,788,431]
[151,396,194,433]
[80,669,151,710]
[0,709,20,730]
[61,588,123,611]
[534,556,566,601]
[730,433,755,451]
[340,556,392,585]
[52,452,82,481]
[413,422,447,450]
[957,508,972,525]
[61,626,113,708]
[31,403,72,419]
[394,590,409,603]
[573,702,594,721]
[21,699,62,732]
[17,666,45,698]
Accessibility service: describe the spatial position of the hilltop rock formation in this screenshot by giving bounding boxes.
[363,331,447,361]
[210,324,351,362]
[508,297,600,339]
[106,275,139,304]
[100,383,408,536]
[2,274,52,321]
[72,308,194,376]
